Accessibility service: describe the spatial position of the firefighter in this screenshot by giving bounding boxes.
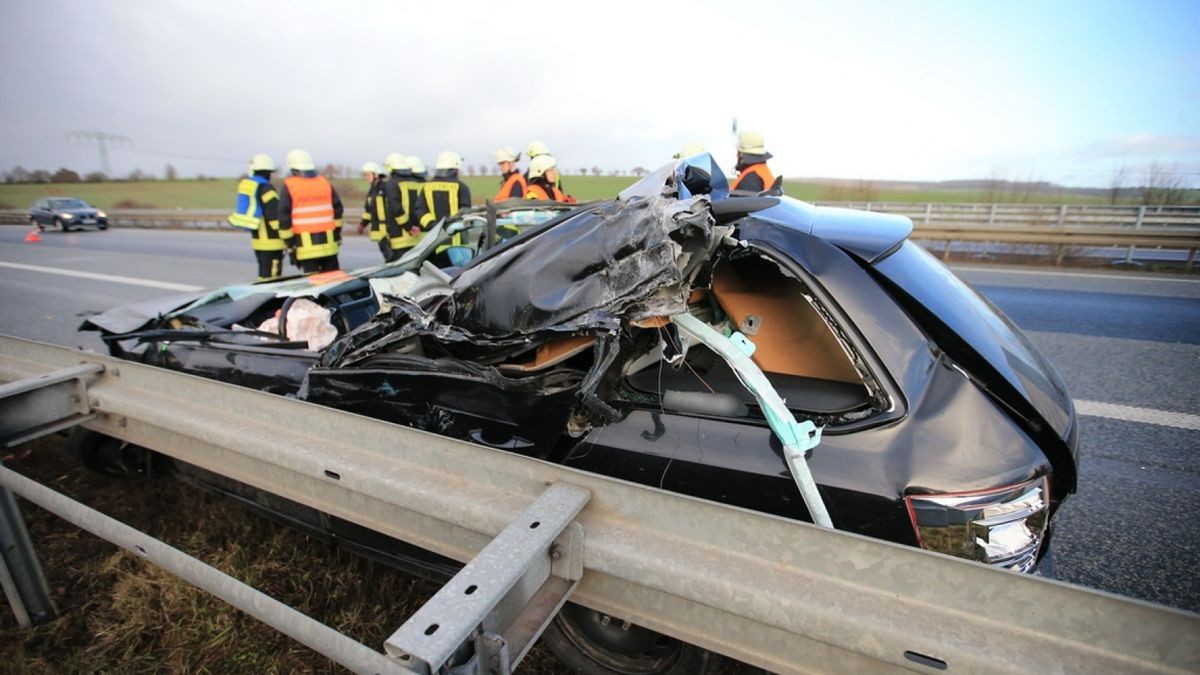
[524,154,572,202]
[493,147,527,202]
[524,139,567,194]
[228,154,290,282]
[412,152,472,266]
[357,161,390,261]
[731,130,777,193]
[279,149,344,273]
[382,152,422,262]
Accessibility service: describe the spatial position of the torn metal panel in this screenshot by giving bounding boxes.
[448,196,725,339]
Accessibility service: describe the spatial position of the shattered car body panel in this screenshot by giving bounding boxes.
[82,155,1077,576]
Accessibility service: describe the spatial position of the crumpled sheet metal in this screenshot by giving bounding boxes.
[324,195,725,367]
[448,195,722,338]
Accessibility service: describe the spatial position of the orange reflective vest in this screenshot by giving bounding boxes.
[732,163,776,192]
[285,175,337,234]
[495,172,528,202]
[525,183,567,202]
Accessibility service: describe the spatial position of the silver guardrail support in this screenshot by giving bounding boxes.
[385,482,590,674]
[1,362,104,627]
[0,363,102,448]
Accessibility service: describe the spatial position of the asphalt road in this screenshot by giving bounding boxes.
[2,226,1198,614]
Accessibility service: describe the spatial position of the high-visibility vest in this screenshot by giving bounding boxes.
[388,177,424,251]
[525,183,567,202]
[285,175,339,260]
[422,180,465,254]
[228,177,265,230]
[230,177,288,251]
[495,172,528,202]
[364,178,387,242]
[731,163,776,192]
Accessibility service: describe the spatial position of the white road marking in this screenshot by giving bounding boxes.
[0,261,203,292]
[950,265,1200,284]
[1076,400,1200,431]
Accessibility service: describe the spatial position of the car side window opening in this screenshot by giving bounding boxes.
[622,249,875,422]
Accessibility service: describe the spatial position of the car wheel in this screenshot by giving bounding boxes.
[542,603,723,675]
[68,428,162,477]
[98,223,108,231]
[55,217,69,232]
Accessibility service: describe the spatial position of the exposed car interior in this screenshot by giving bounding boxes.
[622,248,873,420]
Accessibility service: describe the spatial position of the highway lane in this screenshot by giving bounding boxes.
[1,225,1198,612]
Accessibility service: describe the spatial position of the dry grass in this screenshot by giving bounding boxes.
[0,437,568,673]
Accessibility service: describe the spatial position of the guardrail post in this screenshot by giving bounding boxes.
[1124,205,1146,265]
[0,486,57,627]
[924,203,932,225]
[1057,204,1068,227]
[987,204,996,226]
[1187,248,1197,272]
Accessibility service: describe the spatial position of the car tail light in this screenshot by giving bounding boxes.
[905,477,1049,572]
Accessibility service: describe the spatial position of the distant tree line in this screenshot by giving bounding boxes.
[3,163,188,184]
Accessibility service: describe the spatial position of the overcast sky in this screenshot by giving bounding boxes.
[2,0,1197,186]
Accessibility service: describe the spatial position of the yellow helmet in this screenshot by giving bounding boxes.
[435,151,462,171]
[406,155,426,175]
[361,161,383,175]
[525,140,550,158]
[286,149,315,171]
[673,142,706,159]
[248,154,275,172]
[736,131,766,155]
[384,152,406,172]
[528,154,557,179]
[494,147,519,164]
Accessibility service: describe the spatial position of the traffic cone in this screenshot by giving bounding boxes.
[25,230,42,243]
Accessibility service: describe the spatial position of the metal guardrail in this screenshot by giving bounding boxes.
[0,335,1198,673]
[814,202,1200,229]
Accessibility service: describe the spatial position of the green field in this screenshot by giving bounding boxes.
[0,175,1133,210]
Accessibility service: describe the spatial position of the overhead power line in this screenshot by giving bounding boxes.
[66,131,131,174]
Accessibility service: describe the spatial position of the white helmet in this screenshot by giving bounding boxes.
[673,142,706,159]
[736,131,766,155]
[286,148,316,171]
[248,153,275,172]
[435,151,462,171]
[361,161,383,175]
[494,147,519,164]
[525,140,550,159]
[528,154,557,179]
[384,152,406,172]
[406,155,426,175]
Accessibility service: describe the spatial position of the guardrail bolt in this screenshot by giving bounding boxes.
[89,397,100,408]
[599,615,611,627]
[550,544,563,561]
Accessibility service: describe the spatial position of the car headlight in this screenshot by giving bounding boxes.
[96,210,107,218]
[905,477,1049,572]
[61,213,75,220]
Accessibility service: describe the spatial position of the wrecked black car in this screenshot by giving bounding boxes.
[81,155,1078,674]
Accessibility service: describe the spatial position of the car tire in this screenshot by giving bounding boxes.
[55,217,70,232]
[68,428,161,477]
[98,223,108,231]
[541,603,724,675]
